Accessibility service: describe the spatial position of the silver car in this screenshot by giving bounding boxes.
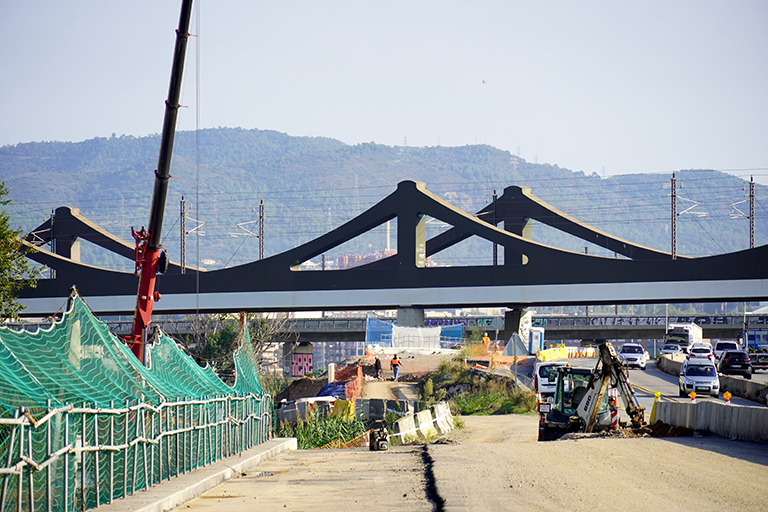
[660,343,683,355]
[679,361,720,398]
[618,343,647,370]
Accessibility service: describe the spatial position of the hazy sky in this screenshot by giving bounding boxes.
[2,1,767,185]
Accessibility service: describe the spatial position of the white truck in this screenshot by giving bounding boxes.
[665,323,703,354]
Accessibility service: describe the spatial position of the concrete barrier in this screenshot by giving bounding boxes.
[719,375,768,404]
[354,398,411,421]
[655,401,768,444]
[390,400,454,445]
[656,353,685,375]
[415,409,438,439]
[392,414,419,444]
[431,402,455,434]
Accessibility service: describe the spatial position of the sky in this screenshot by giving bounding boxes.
[2,0,768,185]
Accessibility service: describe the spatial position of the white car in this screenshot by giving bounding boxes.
[679,360,720,398]
[618,343,647,370]
[688,345,715,363]
[691,341,713,352]
[533,361,569,398]
[713,341,740,360]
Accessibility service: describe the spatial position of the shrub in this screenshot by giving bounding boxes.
[277,414,367,450]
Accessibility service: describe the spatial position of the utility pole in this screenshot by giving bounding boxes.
[671,172,677,260]
[749,176,755,249]
[259,198,265,260]
[729,175,754,250]
[180,196,186,273]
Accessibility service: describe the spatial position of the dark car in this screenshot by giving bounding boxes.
[717,350,752,380]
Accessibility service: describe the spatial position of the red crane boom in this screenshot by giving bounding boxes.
[126,0,194,363]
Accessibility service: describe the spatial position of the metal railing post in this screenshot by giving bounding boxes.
[46,400,52,512]
[142,406,148,492]
[94,408,100,507]
[150,406,155,487]
[109,402,114,504]
[123,400,129,500]
[1,411,19,512]
[64,411,69,512]
[81,404,86,510]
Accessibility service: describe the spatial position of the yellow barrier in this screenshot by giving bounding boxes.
[537,346,595,361]
[537,347,568,361]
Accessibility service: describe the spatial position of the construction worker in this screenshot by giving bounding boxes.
[374,357,382,379]
[390,354,401,382]
[482,332,491,346]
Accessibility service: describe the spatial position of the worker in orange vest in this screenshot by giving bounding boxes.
[390,354,401,382]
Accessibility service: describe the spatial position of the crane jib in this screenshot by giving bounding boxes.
[126,0,194,364]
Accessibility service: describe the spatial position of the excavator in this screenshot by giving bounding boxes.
[537,342,645,441]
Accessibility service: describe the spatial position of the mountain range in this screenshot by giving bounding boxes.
[2,127,765,276]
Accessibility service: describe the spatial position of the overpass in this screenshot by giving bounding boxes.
[24,313,760,342]
[18,181,768,318]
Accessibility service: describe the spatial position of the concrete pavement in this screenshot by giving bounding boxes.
[95,438,296,512]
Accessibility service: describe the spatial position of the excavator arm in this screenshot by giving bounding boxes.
[580,342,645,432]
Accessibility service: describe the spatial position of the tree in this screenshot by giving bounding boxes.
[0,181,36,319]
[171,311,297,384]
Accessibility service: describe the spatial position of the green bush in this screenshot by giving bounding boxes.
[452,382,536,415]
[421,357,537,416]
[277,414,367,450]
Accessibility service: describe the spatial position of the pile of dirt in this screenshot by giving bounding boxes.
[275,376,327,402]
[559,425,654,441]
[648,420,693,437]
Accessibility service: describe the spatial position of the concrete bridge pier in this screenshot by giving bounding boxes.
[502,307,532,345]
[397,307,425,327]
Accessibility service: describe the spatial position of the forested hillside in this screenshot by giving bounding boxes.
[2,128,766,276]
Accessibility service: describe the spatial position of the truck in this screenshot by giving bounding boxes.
[664,323,703,354]
[537,342,645,441]
[745,329,768,372]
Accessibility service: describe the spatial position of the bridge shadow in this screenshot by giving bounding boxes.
[650,428,768,465]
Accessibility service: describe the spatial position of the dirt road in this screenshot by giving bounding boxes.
[173,414,768,512]
[432,415,768,511]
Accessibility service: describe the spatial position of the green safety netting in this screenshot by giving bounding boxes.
[0,291,269,417]
[0,291,272,512]
[233,321,266,395]
[146,330,234,399]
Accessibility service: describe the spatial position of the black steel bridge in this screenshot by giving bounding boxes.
[18,181,768,322]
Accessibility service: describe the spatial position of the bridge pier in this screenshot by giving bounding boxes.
[502,307,532,345]
[396,307,425,327]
